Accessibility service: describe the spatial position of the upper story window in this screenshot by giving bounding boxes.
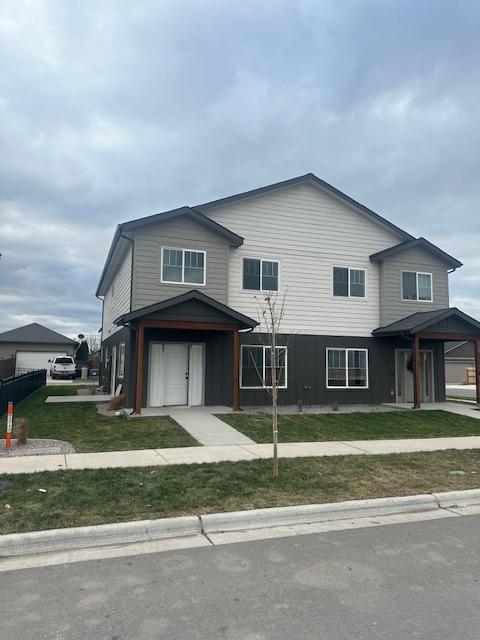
[326,348,369,389]
[402,271,432,301]
[243,258,279,291]
[161,247,206,286]
[333,267,366,298]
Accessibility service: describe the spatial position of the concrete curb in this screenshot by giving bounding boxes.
[3,489,480,558]
[200,494,437,533]
[432,488,480,508]
[0,516,201,557]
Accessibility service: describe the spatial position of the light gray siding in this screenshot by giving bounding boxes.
[378,246,450,326]
[206,182,401,336]
[132,216,230,310]
[102,246,132,338]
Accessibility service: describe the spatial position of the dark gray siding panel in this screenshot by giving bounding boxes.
[144,299,237,324]
[239,333,446,407]
[101,328,131,400]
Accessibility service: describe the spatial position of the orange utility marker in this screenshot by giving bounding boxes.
[5,402,13,449]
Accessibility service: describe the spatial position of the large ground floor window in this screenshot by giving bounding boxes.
[326,348,369,389]
[241,345,287,389]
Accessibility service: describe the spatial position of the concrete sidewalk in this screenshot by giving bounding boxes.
[2,434,480,475]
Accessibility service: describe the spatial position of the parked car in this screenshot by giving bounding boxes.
[49,355,76,379]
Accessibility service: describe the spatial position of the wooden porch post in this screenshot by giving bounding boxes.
[475,339,480,405]
[413,333,421,409]
[232,329,240,411]
[135,323,144,414]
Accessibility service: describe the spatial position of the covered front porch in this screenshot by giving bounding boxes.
[374,308,480,409]
[114,290,258,414]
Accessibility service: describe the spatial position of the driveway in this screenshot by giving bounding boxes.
[2,514,480,639]
[447,384,476,400]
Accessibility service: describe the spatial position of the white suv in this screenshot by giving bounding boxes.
[49,356,76,380]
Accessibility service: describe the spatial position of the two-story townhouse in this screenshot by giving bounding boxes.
[96,173,480,413]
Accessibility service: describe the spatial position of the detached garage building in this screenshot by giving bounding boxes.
[0,323,75,375]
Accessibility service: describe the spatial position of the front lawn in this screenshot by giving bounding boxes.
[218,410,480,443]
[1,449,480,534]
[8,385,199,452]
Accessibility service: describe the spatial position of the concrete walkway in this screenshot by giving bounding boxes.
[46,395,112,403]
[127,405,254,445]
[2,434,480,475]
[168,408,255,446]
[384,401,480,418]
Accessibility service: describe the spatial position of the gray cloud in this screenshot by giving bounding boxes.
[1,0,479,334]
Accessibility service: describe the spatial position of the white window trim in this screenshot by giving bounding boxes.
[326,347,369,389]
[331,266,367,299]
[118,343,125,379]
[240,344,288,389]
[401,270,433,302]
[241,257,280,292]
[160,247,207,286]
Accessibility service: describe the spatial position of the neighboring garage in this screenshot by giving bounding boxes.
[0,323,75,376]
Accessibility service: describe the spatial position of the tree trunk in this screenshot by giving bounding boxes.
[271,328,279,478]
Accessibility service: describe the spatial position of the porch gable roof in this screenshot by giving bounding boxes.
[373,307,480,338]
[114,290,258,330]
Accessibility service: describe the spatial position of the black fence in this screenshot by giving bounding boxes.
[0,370,47,416]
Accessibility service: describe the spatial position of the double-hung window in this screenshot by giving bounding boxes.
[161,248,206,285]
[241,345,287,389]
[326,348,369,388]
[243,258,279,291]
[333,267,366,297]
[118,343,125,379]
[402,271,432,301]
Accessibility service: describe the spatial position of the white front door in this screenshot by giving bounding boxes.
[395,349,434,403]
[164,344,189,406]
[148,343,204,407]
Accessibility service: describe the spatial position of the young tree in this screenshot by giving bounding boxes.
[255,291,287,478]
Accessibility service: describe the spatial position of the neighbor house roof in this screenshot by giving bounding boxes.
[373,308,480,337]
[114,290,258,330]
[0,323,75,344]
[370,238,462,269]
[97,172,418,296]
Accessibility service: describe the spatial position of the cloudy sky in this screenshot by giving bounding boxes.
[1,0,479,337]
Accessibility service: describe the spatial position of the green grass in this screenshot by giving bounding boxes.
[8,385,199,452]
[217,410,480,443]
[2,449,480,534]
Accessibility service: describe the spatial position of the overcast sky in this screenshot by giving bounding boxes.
[1,0,479,337]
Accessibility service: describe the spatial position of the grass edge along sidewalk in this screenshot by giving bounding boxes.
[4,385,199,452]
[218,410,480,443]
[1,448,480,534]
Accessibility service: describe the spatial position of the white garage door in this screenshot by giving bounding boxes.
[15,351,68,376]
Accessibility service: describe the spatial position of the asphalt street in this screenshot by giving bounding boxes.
[2,514,480,639]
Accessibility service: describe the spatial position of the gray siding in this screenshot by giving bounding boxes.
[379,246,450,326]
[102,246,132,339]
[133,217,230,310]
[238,333,446,407]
